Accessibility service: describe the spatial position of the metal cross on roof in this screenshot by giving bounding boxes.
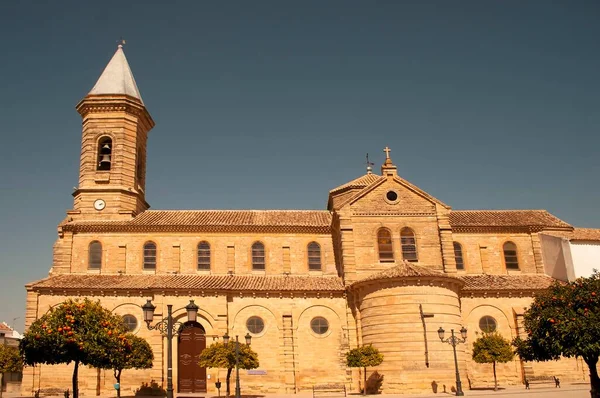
[365,153,374,173]
[383,146,391,159]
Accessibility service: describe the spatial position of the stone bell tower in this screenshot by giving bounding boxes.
[70,44,155,220]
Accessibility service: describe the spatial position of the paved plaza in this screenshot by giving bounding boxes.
[2,383,591,398]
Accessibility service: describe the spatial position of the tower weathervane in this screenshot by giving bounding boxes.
[383,146,391,159]
[117,37,126,48]
[365,153,374,174]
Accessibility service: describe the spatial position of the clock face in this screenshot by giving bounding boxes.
[94,199,106,211]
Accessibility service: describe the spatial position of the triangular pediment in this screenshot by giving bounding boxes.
[337,175,449,213]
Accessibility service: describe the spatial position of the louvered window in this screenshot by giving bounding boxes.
[88,241,102,269]
[377,229,394,262]
[401,228,418,262]
[453,242,465,270]
[252,242,265,270]
[197,241,211,270]
[308,242,322,270]
[503,242,519,270]
[143,242,157,270]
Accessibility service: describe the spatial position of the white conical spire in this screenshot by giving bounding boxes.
[88,45,144,104]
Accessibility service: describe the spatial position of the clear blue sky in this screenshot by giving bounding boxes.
[0,1,598,332]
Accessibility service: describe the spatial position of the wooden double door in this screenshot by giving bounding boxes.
[178,322,207,393]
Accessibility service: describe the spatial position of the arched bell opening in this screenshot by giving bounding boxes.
[97,137,112,171]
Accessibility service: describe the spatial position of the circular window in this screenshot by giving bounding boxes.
[246,316,265,334]
[122,314,138,332]
[479,316,497,333]
[386,191,398,202]
[310,317,329,335]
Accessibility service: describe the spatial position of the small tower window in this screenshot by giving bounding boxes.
[503,241,519,270]
[143,242,157,270]
[377,228,394,262]
[401,227,418,262]
[308,242,322,270]
[453,242,465,270]
[197,241,211,270]
[97,137,112,171]
[252,242,265,270]
[88,241,102,269]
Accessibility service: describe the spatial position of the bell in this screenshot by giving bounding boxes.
[102,143,111,151]
[99,154,111,164]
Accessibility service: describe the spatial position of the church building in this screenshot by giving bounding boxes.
[23,45,598,395]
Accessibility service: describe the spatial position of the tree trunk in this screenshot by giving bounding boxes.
[226,368,232,397]
[585,356,600,398]
[72,360,79,398]
[363,367,367,395]
[115,369,122,398]
[493,361,497,391]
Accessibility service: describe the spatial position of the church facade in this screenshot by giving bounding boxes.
[23,46,597,395]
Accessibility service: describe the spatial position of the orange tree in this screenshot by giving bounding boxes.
[198,341,259,397]
[20,298,129,398]
[472,332,514,391]
[513,271,600,398]
[346,344,384,395]
[103,334,154,398]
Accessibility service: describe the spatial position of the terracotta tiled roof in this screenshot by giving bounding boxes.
[61,210,332,234]
[449,210,572,230]
[542,228,600,242]
[570,228,600,242]
[460,274,557,292]
[351,261,463,287]
[329,174,383,194]
[0,322,12,332]
[29,274,345,292]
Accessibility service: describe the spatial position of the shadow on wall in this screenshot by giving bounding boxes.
[365,371,384,394]
[134,381,166,396]
[429,381,451,394]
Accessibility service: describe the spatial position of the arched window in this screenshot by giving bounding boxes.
[143,242,157,270]
[453,242,465,270]
[252,242,265,270]
[97,137,112,171]
[503,241,519,270]
[401,228,418,262]
[197,241,211,270]
[377,229,394,262]
[307,242,322,270]
[88,241,102,269]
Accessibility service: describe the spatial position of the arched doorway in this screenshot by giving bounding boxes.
[178,322,207,393]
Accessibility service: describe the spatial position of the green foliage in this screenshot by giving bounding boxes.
[512,272,600,362]
[103,334,153,398]
[106,334,154,374]
[512,271,600,397]
[0,345,23,374]
[473,333,514,364]
[198,341,259,397]
[198,341,259,371]
[346,345,384,395]
[346,345,384,368]
[20,298,129,368]
[19,298,130,398]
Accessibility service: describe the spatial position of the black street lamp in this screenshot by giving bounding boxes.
[438,326,468,396]
[143,299,199,398]
[222,332,252,398]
